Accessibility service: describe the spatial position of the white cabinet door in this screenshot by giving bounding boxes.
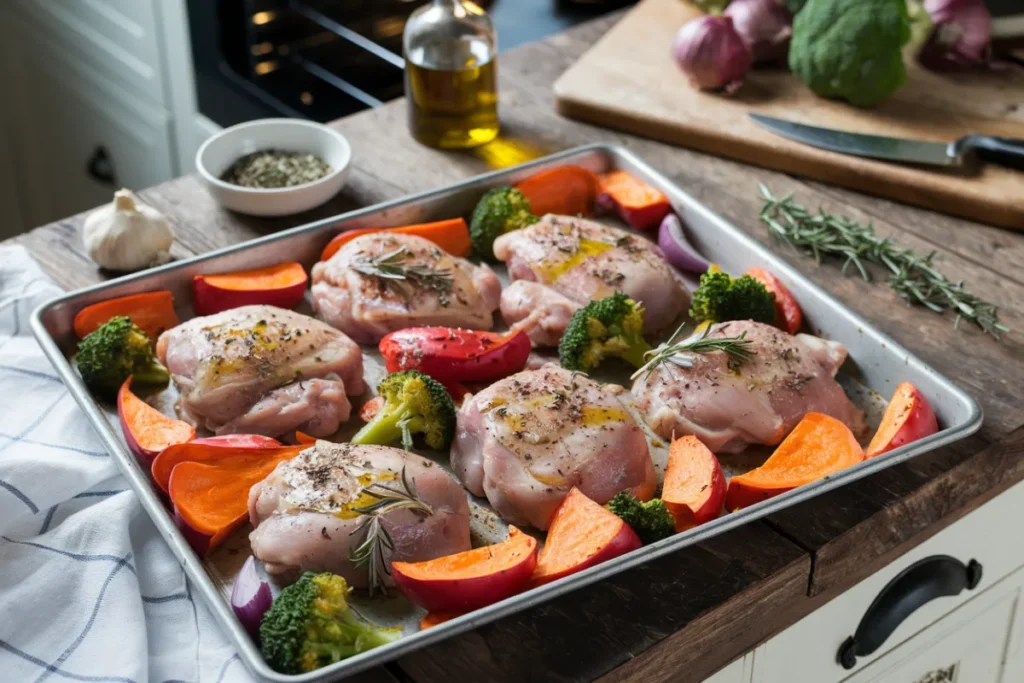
[0,11,173,228]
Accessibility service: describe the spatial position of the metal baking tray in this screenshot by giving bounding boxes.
[32,145,982,683]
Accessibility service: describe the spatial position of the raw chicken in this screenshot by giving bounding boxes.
[631,320,865,453]
[157,305,365,438]
[451,364,656,530]
[501,280,581,348]
[311,232,502,344]
[249,441,471,586]
[493,214,689,336]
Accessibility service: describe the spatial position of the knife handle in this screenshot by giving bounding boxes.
[963,135,1024,171]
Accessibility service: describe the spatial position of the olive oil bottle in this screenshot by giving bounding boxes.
[404,1,499,149]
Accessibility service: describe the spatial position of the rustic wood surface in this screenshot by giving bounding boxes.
[555,0,1024,229]
[9,10,1024,683]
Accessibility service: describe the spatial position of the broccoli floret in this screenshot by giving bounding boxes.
[260,572,400,674]
[689,265,776,326]
[606,492,675,545]
[558,292,652,372]
[789,0,910,107]
[76,316,169,401]
[469,187,538,260]
[351,370,456,451]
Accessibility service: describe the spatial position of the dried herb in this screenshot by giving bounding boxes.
[348,467,433,597]
[221,149,331,188]
[758,185,1007,339]
[352,246,454,302]
[631,322,755,382]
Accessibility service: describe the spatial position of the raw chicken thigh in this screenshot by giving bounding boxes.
[157,305,364,438]
[500,280,581,348]
[493,215,689,337]
[631,320,864,453]
[451,364,656,530]
[311,232,502,344]
[249,441,471,586]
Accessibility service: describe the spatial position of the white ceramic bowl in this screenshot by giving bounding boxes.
[195,118,352,217]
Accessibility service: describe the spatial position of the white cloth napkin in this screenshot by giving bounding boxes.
[0,245,254,683]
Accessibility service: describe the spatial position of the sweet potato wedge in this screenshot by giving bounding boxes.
[866,382,939,458]
[726,413,864,511]
[192,262,307,316]
[662,436,726,531]
[74,291,179,341]
[747,267,803,335]
[532,488,641,586]
[596,169,671,230]
[118,377,195,466]
[514,166,600,217]
[391,526,537,612]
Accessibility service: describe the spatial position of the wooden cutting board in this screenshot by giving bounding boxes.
[554,0,1024,229]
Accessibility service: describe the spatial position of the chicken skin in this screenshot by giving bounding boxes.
[500,280,582,348]
[451,364,656,530]
[493,215,689,336]
[249,441,471,586]
[631,321,864,453]
[156,305,364,438]
[311,233,502,344]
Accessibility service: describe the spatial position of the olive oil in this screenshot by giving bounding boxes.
[403,1,500,149]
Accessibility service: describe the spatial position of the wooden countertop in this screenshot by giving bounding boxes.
[11,12,1024,683]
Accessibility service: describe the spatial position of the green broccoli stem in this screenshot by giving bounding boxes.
[621,338,653,369]
[132,362,171,389]
[351,405,422,449]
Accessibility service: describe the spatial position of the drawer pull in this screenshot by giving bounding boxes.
[837,555,982,670]
[86,146,117,186]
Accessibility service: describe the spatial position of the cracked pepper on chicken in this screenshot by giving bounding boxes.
[156,305,365,439]
[311,232,502,344]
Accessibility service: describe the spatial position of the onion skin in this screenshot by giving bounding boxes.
[918,0,992,71]
[658,215,711,274]
[230,556,273,640]
[725,0,792,64]
[672,16,753,93]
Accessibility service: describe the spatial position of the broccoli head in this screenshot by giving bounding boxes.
[558,292,652,372]
[260,572,400,674]
[469,187,538,260]
[789,0,910,107]
[606,492,675,545]
[689,265,776,326]
[351,370,456,451]
[76,316,169,401]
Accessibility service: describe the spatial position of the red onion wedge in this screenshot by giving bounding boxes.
[231,556,273,640]
[658,214,711,274]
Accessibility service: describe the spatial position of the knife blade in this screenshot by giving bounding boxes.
[750,114,960,166]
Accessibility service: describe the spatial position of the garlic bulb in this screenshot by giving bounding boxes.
[83,189,174,271]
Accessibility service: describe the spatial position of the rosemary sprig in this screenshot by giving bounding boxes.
[348,467,434,597]
[758,185,1008,339]
[631,322,755,382]
[352,246,454,300]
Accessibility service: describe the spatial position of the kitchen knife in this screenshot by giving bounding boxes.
[750,113,1024,171]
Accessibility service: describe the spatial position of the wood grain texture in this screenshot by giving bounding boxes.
[554,0,1024,229]
[8,9,1024,683]
[398,523,809,683]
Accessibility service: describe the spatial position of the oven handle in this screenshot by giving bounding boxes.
[837,555,982,670]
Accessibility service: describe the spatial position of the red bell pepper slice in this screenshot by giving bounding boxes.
[379,328,531,385]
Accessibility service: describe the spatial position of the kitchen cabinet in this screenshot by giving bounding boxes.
[743,479,1024,683]
[0,0,208,232]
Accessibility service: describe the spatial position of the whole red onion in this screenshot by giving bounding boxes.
[672,15,753,94]
[918,0,992,71]
[725,0,792,64]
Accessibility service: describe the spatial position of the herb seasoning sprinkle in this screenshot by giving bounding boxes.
[221,149,331,188]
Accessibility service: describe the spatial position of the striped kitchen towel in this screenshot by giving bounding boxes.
[0,245,252,683]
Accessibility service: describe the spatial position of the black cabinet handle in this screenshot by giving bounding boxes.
[86,146,117,186]
[837,555,982,670]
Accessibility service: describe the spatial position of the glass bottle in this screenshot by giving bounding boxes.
[403,0,499,149]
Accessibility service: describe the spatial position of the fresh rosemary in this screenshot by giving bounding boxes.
[758,185,1008,339]
[348,467,434,597]
[352,246,454,302]
[631,322,755,382]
